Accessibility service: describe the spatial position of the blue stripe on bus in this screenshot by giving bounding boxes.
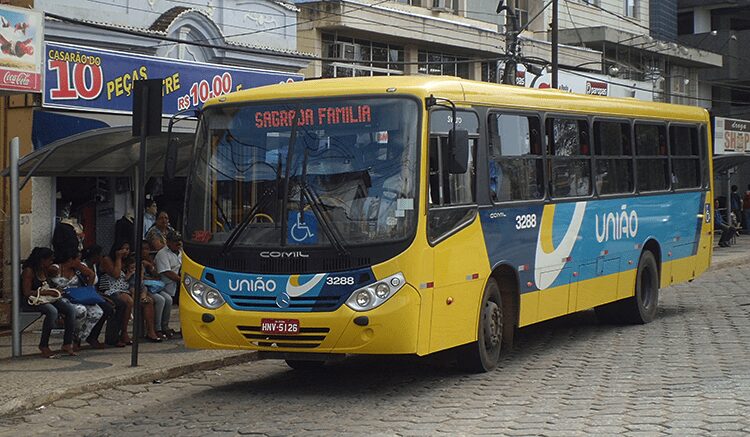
[202,267,375,312]
[479,192,704,293]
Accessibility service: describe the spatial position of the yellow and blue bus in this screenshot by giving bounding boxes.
[175,76,713,372]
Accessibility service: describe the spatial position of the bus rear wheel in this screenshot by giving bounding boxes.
[622,250,660,324]
[596,250,659,324]
[285,359,325,370]
[458,278,502,373]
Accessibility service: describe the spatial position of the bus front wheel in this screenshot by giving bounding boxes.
[458,278,502,373]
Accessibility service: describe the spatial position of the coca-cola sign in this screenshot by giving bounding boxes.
[0,5,43,93]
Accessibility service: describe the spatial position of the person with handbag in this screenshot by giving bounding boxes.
[69,245,114,349]
[20,247,78,357]
[82,245,121,347]
[49,251,104,350]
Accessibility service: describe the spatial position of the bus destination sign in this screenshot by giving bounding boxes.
[255,105,372,129]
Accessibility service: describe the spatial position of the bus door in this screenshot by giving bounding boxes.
[426,108,487,352]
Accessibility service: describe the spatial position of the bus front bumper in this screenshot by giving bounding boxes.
[179,284,422,355]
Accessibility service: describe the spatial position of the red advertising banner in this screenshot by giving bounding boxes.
[0,4,42,93]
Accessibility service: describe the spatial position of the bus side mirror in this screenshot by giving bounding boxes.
[165,109,200,181]
[447,128,469,174]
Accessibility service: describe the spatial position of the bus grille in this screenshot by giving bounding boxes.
[237,325,330,349]
[217,256,371,274]
[226,295,345,311]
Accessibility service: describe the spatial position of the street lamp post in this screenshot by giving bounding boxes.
[551,0,558,88]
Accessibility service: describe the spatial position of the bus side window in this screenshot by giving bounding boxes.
[489,113,544,202]
[635,122,669,192]
[669,125,701,190]
[546,117,592,198]
[593,120,634,195]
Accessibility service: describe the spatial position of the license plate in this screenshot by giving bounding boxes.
[261,318,300,335]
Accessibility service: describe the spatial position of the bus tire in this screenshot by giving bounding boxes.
[285,359,325,370]
[621,250,660,324]
[458,278,502,373]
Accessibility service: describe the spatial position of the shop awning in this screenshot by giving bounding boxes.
[713,153,750,175]
[1,126,195,179]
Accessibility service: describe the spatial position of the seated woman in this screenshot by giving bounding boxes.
[141,240,171,339]
[123,255,162,342]
[21,247,78,357]
[81,245,116,348]
[99,241,134,346]
[49,250,105,351]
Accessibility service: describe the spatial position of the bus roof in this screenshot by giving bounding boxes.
[207,76,709,123]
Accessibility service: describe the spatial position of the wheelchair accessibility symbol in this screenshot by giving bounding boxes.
[288,211,318,244]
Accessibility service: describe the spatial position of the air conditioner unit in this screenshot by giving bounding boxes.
[431,0,453,12]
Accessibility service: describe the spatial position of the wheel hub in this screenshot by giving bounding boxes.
[483,301,501,349]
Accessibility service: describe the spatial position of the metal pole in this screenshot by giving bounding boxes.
[10,138,21,357]
[131,89,149,367]
[551,0,558,89]
[727,170,732,227]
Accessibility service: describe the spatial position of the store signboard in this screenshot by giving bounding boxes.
[44,42,303,115]
[0,4,43,93]
[714,116,750,154]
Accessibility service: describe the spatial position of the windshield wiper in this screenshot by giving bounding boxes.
[297,145,349,255]
[220,187,276,255]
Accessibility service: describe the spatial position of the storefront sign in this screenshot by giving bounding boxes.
[0,5,42,93]
[44,42,303,115]
[715,116,750,154]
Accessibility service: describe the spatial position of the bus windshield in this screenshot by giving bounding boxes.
[184,97,420,250]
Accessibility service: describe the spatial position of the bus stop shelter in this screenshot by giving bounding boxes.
[3,126,194,357]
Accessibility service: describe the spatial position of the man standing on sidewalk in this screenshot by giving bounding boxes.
[155,231,182,337]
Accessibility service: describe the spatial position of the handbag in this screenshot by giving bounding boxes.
[27,282,62,305]
[143,279,165,294]
[65,285,105,305]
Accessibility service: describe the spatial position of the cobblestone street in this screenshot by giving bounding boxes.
[2,265,749,437]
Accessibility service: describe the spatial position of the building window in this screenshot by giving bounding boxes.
[481,61,498,83]
[393,0,422,6]
[514,0,529,28]
[418,51,470,78]
[322,34,404,78]
[579,0,599,6]
[624,0,637,18]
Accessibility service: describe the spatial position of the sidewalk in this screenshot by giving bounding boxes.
[1,236,748,418]
[0,307,256,418]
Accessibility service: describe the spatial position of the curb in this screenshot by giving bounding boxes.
[0,351,258,418]
[709,253,750,272]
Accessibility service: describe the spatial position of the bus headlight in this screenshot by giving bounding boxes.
[183,273,225,310]
[345,272,405,312]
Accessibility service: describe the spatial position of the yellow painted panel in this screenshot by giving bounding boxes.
[537,282,571,322]
[618,269,637,300]
[575,274,620,311]
[519,291,539,327]
[429,218,491,353]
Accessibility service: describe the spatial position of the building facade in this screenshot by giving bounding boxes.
[296,0,721,106]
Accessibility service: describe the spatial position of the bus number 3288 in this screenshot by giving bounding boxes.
[515,214,537,230]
